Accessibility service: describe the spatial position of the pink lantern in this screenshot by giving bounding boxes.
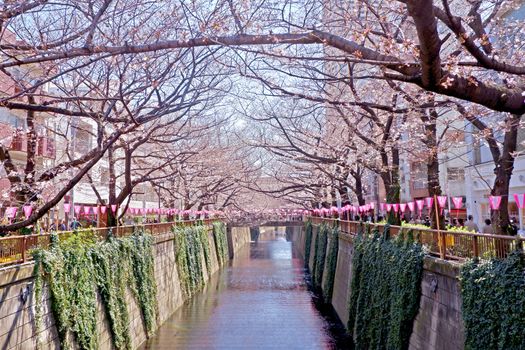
[425,197,434,209]
[513,194,525,209]
[111,204,117,213]
[437,196,447,208]
[393,203,399,213]
[452,197,463,209]
[23,205,32,219]
[489,196,502,210]
[407,202,415,212]
[416,200,424,211]
[5,207,17,218]
[370,202,375,210]
[400,203,407,213]
[64,203,71,214]
[83,206,91,215]
[386,204,392,212]
[74,205,81,215]
[100,206,107,214]
[93,206,99,215]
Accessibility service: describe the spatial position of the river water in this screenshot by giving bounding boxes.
[141,227,351,349]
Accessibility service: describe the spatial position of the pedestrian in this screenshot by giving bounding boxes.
[457,218,464,227]
[481,219,493,234]
[464,215,479,232]
[58,219,67,231]
[509,218,518,236]
[70,217,82,230]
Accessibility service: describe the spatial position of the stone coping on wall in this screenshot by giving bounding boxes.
[0,263,34,289]
[423,255,461,279]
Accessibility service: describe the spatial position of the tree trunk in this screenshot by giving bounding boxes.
[424,118,444,229]
[491,116,519,234]
[354,172,365,206]
[381,172,400,225]
[107,145,117,227]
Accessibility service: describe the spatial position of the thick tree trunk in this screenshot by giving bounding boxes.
[424,119,444,229]
[354,172,365,206]
[491,118,519,234]
[381,172,400,225]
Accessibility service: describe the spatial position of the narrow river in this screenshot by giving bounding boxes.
[141,227,351,349]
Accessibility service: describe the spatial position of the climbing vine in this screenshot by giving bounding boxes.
[303,220,313,268]
[197,225,212,275]
[460,252,525,349]
[347,226,424,350]
[173,225,205,298]
[128,231,158,337]
[311,223,329,289]
[91,236,132,350]
[212,222,229,266]
[322,225,339,303]
[33,229,158,350]
[33,230,98,350]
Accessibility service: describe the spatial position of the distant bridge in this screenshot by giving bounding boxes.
[228,214,304,228]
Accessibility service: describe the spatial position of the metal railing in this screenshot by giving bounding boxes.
[0,219,217,268]
[310,217,525,261]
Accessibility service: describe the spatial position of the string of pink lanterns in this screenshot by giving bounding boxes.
[2,194,525,222]
[308,194,525,218]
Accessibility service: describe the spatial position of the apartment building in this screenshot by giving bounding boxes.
[0,30,57,212]
[464,125,525,227]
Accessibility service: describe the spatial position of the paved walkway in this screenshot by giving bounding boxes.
[141,229,349,349]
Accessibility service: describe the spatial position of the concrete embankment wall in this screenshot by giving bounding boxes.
[0,226,251,350]
[289,224,465,350]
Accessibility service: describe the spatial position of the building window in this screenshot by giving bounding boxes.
[447,167,465,182]
[411,162,427,190]
[72,121,93,154]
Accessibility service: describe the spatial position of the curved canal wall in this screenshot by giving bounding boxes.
[0,226,251,349]
[290,224,465,350]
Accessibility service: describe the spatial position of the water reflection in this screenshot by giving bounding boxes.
[141,227,351,349]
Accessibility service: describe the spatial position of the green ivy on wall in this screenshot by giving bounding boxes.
[212,222,229,266]
[173,225,205,298]
[311,223,329,290]
[303,220,313,268]
[33,229,158,350]
[128,231,159,337]
[461,252,525,349]
[197,225,213,274]
[322,225,339,303]
[347,226,424,350]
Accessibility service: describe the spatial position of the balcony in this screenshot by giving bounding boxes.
[37,136,55,158]
[9,134,27,152]
[8,134,55,159]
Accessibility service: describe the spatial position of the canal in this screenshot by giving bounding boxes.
[141,227,351,349]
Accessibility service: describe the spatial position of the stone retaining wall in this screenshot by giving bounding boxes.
[291,223,465,350]
[0,225,251,350]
